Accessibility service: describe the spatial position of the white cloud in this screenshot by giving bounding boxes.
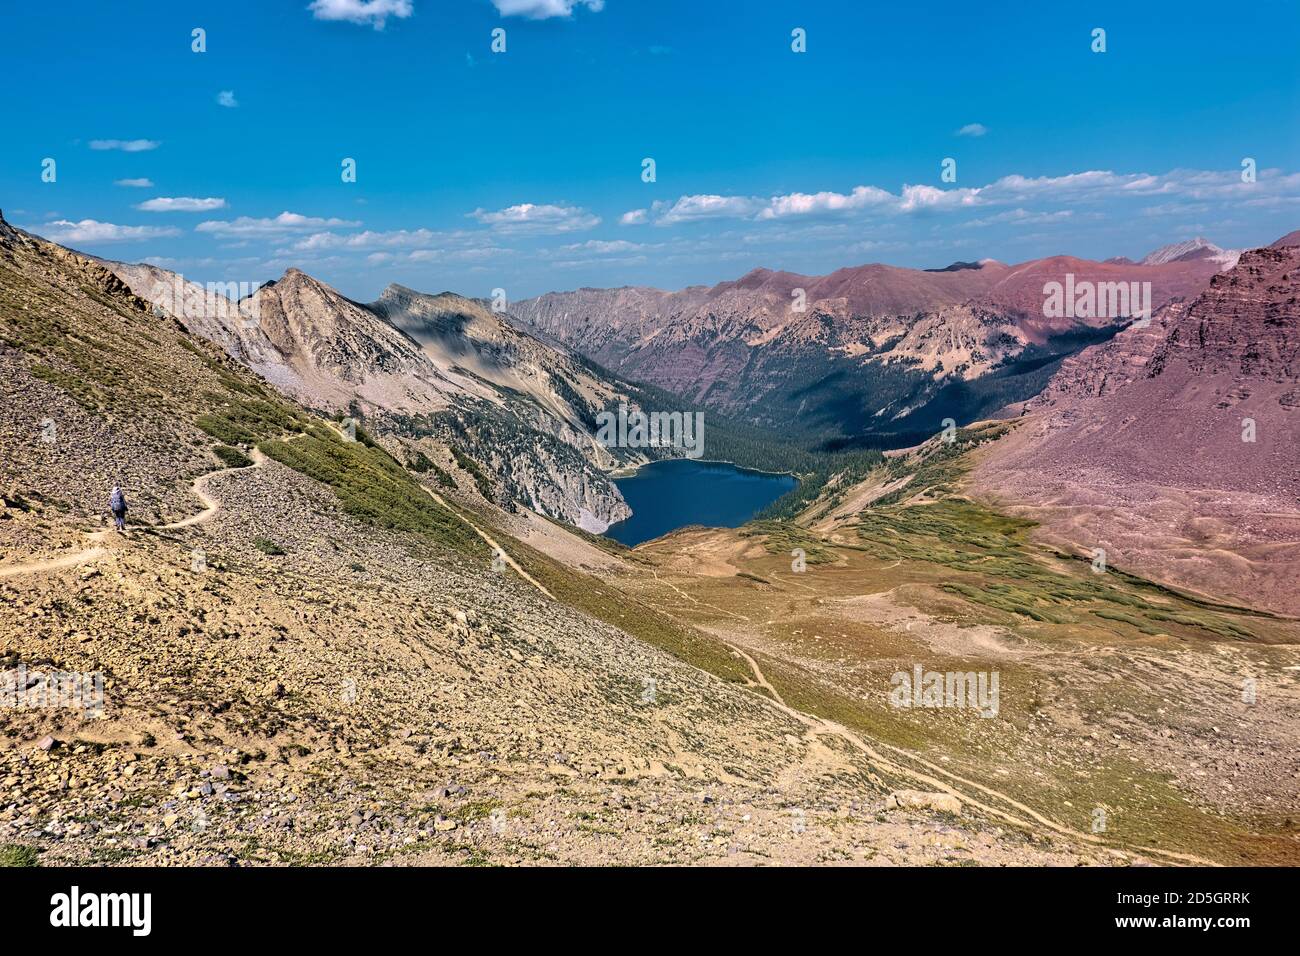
[956,123,987,137]
[114,178,154,188]
[34,219,181,243]
[285,227,503,254]
[619,208,649,226]
[645,185,968,225]
[136,197,228,213]
[141,255,225,269]
[89,139,160,152]
[407,246,509,263]
[896,183,981,212]
[217,90,239,108]
[552,254,647,269]
[759,185,893,220]
[195,211,362,238]
[970,167,1300,207]
[290,228,455,251]
[469,202,600,235]
[451,246,510,261]
[490,0,604,19]
[1140,202,1211,218]
[844,239,890,255]
[979,170,1143,203]
[652,194,763,225]
[308,0,413,29]
[639,166,1300,228]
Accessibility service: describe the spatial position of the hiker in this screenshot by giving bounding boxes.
[109,483,128,531]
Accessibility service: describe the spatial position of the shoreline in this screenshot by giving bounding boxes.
[608,456,800,481]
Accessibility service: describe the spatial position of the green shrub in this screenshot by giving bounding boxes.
[195,398,480,555]
[196,397,308,445]
[0,844,39,867]
[253,537,286,556]
[259,430,483,554]
[742,520,837,564]
[213,445,253,468]
[407,449,435,472]
[426,464,456,489]
[30,363,100,410]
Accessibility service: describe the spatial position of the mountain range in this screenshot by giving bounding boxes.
[97,233,1265,530]
[508,243,1234,447]
[1137,236,1241,268]
[3,206,1300,867]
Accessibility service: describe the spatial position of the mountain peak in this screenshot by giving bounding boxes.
[1140,236,1225,266]
[377,283,481,311]
[267,267,353,300]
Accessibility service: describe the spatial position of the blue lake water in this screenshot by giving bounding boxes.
[604,459,797,547]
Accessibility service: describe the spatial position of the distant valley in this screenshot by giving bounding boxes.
[510,239,1235,448]
[3,210,1297,868]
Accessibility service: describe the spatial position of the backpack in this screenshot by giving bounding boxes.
[110,489,125,513]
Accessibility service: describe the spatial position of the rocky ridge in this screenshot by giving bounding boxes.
[974,236,1300,614]
[100,259,642,530]
[509,251,1230,436]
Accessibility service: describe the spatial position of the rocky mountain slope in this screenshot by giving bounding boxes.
[610,424,1300,865]
[1140,236,1241,270]
[973,232,1300,614]
[101,259,642,531]
[2,209,1139,866]
[510,251,1230,444]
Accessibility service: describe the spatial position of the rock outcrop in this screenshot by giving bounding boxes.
[975,235,1300,614]
[509,251,1230,439]
[100,259,637,529]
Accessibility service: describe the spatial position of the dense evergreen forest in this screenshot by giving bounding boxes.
[592,362,890,518]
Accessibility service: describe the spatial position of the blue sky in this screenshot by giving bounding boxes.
[2,0,1297,300]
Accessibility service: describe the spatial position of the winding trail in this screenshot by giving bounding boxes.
[0,451,265,580]
[727,643,787,706]
[651,568,751,622]
[421,487,556,600]
[156,449,267,531]
[768,570,819,593]
[628,553,1219,866]
[712,630,1217,867]
[0,440,1219,865]
[0,543,107,580]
